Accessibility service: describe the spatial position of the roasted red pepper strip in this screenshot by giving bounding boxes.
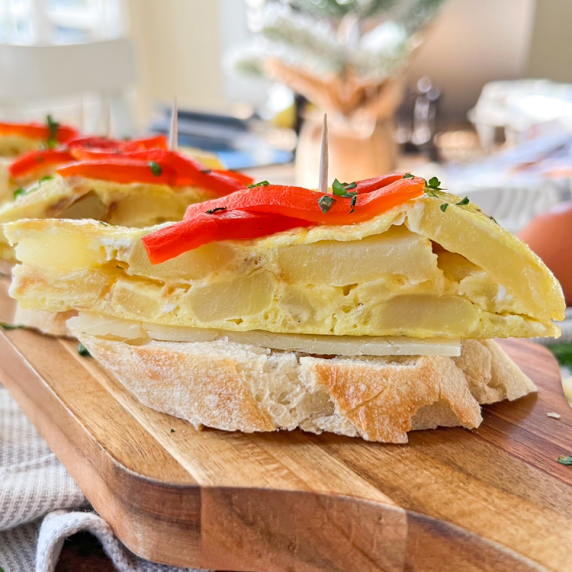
[9,149,75,179]
[143,210,312,265]
[122,149,249,195]
[183,175,425,225]
[142,175,425,264]
[58,160,179,186]
[59,149,250,195]
[0,122,78,143]
[67,135,168,154]
[68,147,253,187]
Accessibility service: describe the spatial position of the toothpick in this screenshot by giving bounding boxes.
[318,113,328,194]
[169,97,178,151]
[103,98,111,138]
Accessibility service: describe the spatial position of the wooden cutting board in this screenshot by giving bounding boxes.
[1,278,572,572]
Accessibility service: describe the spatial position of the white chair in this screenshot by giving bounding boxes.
[0,38,138,136]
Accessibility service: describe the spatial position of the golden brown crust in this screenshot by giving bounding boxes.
[73,331,537,443]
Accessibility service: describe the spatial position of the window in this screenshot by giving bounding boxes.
[0,0,128,44]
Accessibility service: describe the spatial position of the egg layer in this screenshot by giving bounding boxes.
[0,175,220,262]
[4,191,565,339]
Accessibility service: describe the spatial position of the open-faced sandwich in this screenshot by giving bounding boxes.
[3,174,565,442]
[0,117,80,203]
[0,133,173,205]
[0,145,253,333]
[0,117,79,158]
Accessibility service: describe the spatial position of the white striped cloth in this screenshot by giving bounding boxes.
[0,384,207,572]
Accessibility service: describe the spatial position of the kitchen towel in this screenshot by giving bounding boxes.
[0,383,205,572]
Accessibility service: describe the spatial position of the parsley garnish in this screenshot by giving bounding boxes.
[318,195,336,213]
[332,179,357,197]
[402,173,414,179]
[248,181,270,188]
[78,343,90,357]
[205,206,227,214]
[46,114,60,148]
[490,216,498,224]
[149,161,162,177]
[440,203,449,212]
[170,428,176,433]
[456,197,470,206]
[13,188,25,199]
[558,455,572,466]
[39,175,53,183]
[551,343,572,369]
[332,179,359,212]
[0,322,25,331]
[99,221,109,226]
[426,176,443,189]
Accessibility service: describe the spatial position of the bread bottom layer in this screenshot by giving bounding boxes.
[71,327,536,443]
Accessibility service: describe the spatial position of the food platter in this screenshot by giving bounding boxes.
[1,277,571,572]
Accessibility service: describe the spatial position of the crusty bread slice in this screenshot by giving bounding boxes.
[13,304,75,337]
[72,327,536,443]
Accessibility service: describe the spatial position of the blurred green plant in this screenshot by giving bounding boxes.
[230,0,448,83]
[551,343,572,369]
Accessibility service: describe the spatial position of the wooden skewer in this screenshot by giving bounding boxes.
[318,113,328,194]
[169,97,178,151]
[103,97,111,138]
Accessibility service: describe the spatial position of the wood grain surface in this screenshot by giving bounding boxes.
[1,277,572,572]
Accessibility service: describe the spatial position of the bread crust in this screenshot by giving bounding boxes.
[73,330,536,443]
[13,304,75,337]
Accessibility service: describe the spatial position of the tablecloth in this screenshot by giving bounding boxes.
[0,383,206,572]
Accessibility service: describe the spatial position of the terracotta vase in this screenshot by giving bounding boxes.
[295,78,404,187]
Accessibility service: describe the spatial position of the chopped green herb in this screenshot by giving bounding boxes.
[350,194,358,213]
[248,180,270,188]
[99,221,109,226]
[402,173,414,179]
[149,161,162,177]
[456,197,470,206]
[205,206,228,214]
[424,176,446,194]
[440,203,449,212]
[200,169,212,174]
[558,455,572,466]
[78,343,90,357]
[13,188,25,199]
[39,175,53,183]
[46,114,60,148]
[170,428,176,433]
[551,343,572,369]
[490,216,498,224]
[0,322,25,331]
[318,195,336,213]
[332,179,358,197]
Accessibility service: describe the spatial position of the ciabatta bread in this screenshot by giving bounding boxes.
[72,328,536,443]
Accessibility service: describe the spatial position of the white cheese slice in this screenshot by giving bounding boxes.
[69,312,462,357]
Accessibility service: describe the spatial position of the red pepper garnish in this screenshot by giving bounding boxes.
[183,175,424,225]
[57,150,252,196]
[9,149,75,179]
[68,134,168,154]
[0,121,78,143]
[58,159,179,186]
[143,210,313,265]
[142,174,425,264]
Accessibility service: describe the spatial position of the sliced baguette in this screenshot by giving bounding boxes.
[72,328,536,443]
